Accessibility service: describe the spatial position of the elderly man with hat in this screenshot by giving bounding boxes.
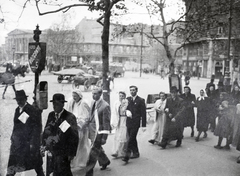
[158,86,186,149]
[6,90,44,176]
[41,93,78,176]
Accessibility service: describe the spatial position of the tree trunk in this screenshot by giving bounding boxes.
[101,6,111,104]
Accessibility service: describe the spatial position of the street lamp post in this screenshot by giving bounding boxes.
[224,0,234,92]
[12,45,15,64]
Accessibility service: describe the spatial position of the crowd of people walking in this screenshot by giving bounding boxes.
[148,78,240,165]
[5,76,240,176]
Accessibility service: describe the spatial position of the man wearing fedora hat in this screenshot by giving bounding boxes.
[41,93,78,176]
[6,90,44,176]
[158,86,186,149]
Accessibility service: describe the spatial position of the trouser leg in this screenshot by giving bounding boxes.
[127,127,139,155]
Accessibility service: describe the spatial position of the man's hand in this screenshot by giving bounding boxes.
[171,118,176,122]
[68,156,74,161]
[142,127,147,132]
[101,138,106,145]
[40,146,46,157]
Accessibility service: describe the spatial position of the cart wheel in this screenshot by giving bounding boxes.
[68,76,73,83]
[57,75,63,83]
[96,79,103,88]
[84,80,91,91]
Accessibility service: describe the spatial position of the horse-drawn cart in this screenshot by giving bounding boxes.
[52,68,101,91]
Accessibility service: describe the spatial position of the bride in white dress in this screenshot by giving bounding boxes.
[111,91,132,158]
[65,89,90,170]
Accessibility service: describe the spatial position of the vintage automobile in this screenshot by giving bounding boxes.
[72,72,101,91]
[52,68,101,91]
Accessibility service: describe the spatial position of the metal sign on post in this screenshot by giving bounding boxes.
[28,42,46,73]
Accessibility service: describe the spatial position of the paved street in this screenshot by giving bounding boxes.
[1,71,240,176]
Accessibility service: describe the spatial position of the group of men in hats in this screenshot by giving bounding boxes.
[6,83,148,176]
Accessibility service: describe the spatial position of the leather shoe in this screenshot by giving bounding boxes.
[191,131,194,137]
[158,143,166,149]
[214,145,223,149]
[195,137,199,142]
[130,153,139,159]
[148,139,155,144]
[100,161,110,170]
[175,141,181,147]
[203,133,207,138]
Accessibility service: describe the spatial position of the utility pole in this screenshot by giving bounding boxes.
[140,23,143,77]
[224,0,233,92]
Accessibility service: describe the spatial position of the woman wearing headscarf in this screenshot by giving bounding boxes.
[195,89,210,141]
[111,91,132,160]
[65,89,90,170]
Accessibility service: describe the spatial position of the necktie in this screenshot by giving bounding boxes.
[55,113,59,122]
[91,101,96,115]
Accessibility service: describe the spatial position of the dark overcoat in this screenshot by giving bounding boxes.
[162,96,185,140]
[126,96,146,129]
[179,93,196,127]
[42,109,79,157]
[195,97,210,132]
[7,103,43,172]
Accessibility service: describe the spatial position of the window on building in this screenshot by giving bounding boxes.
[217,27,223,35]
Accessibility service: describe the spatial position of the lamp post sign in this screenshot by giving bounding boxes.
[28,43,46,73]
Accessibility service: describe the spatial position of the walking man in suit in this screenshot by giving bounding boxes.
[41,93,79,176]
[122,85,146,162]
[6,90,44,176]
[158,86,185,149]
[85,87,111,176]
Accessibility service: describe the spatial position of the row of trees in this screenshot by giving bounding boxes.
[1,0,238,103]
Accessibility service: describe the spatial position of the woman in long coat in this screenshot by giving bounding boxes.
[111,91,132,158]
[195,89,210,141]
[65,89,90,170]
[179,86,196,137]
[148,92,167,145]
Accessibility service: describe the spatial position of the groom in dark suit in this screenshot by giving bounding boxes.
[122,85,146,162]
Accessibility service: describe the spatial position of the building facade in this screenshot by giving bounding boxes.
[182,0,240,80]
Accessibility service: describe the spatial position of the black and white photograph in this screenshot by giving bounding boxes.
[1,0,240,175]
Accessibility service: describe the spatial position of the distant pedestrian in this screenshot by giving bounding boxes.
[6,90,44,176]
[85,87,111,176]
[41,93,79,176]
[214,101,233,150]
[158,86,185,149]
[195,89,210,142]
[148,92,167,145]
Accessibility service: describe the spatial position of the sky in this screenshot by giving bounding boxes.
[0,0,184,45]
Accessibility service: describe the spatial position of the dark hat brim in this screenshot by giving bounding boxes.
[50,100,67,102]
[13,95,28,99]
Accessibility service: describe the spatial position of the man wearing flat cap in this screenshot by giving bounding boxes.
[41,93,79,176]
[6,90,44,176]
[158,86,186,149]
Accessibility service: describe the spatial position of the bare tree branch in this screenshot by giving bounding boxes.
[18,0,30,22]
[35,1,89,15]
